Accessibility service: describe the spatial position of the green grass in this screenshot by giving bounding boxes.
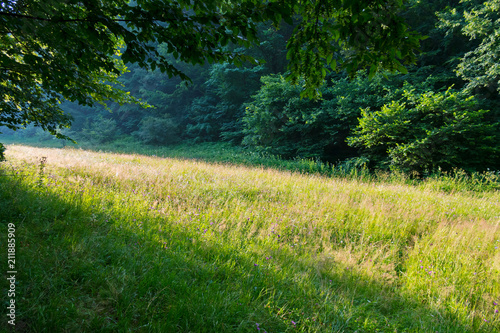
[1,144,499,332]
[2,136,499,192]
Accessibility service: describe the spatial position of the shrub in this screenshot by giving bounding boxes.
[348,86,500,173]
[81,116,120,144]
[0,143,5,161]
[242,75,320,158]
[136,116,180,145]
[242,73,404,161]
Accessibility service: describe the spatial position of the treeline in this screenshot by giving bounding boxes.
[10,0,500,173]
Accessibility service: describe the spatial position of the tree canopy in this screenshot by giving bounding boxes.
[0,0,421,148]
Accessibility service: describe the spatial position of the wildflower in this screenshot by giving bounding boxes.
[291,320,296,326]
[254,264,258,267]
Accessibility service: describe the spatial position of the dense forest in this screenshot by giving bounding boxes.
[4,0,500,174]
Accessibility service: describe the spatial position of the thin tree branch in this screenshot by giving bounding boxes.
[0,11,156,23]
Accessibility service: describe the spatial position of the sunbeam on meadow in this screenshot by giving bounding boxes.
[1,145,499,332]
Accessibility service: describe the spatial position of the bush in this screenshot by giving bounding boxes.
[348,86,500,173]
[0,143,5,161]
[81,116,120,144]
[136,116,180,145]
[242,73,405,161]
[242,75,323,158]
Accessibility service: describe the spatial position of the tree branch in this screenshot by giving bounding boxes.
[0,11,153,23]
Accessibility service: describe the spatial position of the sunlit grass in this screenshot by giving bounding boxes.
[3,137,499,192]
[1,144,499,332]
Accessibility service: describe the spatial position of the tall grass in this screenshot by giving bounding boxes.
[2,137,499,192]
[1,144,499,332]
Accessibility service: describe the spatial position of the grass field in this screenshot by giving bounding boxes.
[1,144,499,332]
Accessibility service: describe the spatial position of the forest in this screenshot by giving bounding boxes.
[2,0,499,174]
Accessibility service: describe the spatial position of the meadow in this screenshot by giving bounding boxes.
[1,144,499,332]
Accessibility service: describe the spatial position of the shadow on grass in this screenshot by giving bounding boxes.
[0,167,485,332]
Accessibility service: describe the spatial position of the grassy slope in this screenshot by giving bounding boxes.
[2,137,499,193]
[1,144,499,332]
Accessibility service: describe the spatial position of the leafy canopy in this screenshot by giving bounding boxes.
[437,0,500,96]
[0,0,421,149]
